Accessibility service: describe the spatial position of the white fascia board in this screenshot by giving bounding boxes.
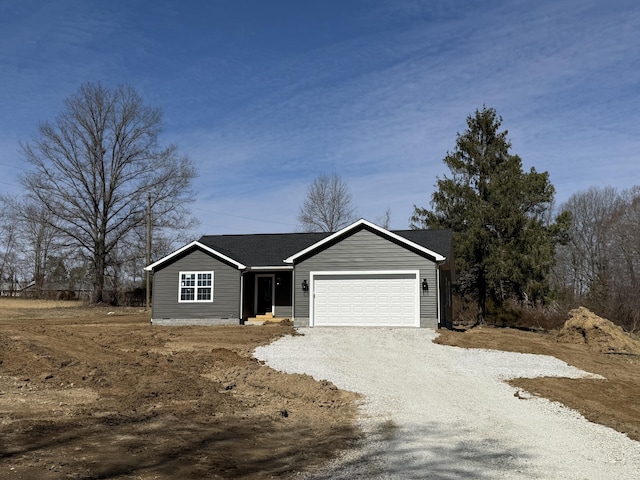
[283,218,446,263]
[310,269,420,277]
[249,265,293,271]
[144,241,246,271]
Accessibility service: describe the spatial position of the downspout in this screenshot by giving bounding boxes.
[436,266,441,329]
[239,270,244,324]
[291,266,295,326]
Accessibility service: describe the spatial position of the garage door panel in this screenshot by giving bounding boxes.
[312,273,418,327]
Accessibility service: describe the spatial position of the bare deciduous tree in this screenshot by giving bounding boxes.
[1,195,61,296]
[376,207,391,229]
[297,173,357,232]
[554,185,640,331]
[555,186,618,300]
[0,204,19,294]
[20,82,197,303]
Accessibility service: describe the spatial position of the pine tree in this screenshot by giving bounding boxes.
[411,106,561,324]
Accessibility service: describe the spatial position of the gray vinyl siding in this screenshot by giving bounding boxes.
[275,305,293,318]
[274,272,292,318]
[151,249,241,323]
[293,229,438,327]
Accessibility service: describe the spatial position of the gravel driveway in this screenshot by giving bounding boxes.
[254,328,640,479]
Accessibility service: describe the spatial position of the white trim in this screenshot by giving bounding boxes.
[436,268,441,327]
[249,265,293,271]
[178,271,214,303]
[254,273,275,315]
[239,271,245,321]
[309,270,420,327]
[291,269,296,325]
[284,219,445,264]
[145,241,246,271]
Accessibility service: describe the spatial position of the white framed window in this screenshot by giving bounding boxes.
[179,271,213,303]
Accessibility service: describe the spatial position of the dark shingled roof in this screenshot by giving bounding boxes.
[198,232,329,267]
[392,229,453,260]
[198,227,452,267]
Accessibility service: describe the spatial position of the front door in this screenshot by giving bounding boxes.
[255,275,274,315]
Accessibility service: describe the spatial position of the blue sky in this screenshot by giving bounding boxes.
[1,0,639,235]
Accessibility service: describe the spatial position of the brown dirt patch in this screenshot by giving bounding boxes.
[0,298,360,479]
[436,308,640,442]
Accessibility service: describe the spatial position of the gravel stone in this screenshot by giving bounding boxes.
[254,327,640,479]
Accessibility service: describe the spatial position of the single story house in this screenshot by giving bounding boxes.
[145,219,454,328]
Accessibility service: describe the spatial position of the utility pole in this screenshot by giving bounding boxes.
[146,194,151,310]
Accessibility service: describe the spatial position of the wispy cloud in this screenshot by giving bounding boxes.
[1,0,639,234]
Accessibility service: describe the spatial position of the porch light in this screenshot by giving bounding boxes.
[276,276,281,287]
[422,278,429,293]
[302,279,309,292]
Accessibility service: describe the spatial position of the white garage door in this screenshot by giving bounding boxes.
[311,272,419,327]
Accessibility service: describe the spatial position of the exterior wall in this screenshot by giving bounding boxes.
[293,316,310,328]
[151,249,241,323]
[274,272,292,318]
[241,272,255,320]
[151,317,238,326]
[293,229,439,327]
[438,268,453,329]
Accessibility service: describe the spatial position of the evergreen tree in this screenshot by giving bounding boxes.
[411,106,562,324]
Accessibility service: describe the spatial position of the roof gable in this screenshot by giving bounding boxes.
[144,241,246,271]
[284,219,447,264]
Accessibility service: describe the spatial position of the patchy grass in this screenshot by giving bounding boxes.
[0,297,147,323]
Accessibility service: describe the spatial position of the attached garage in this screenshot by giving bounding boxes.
[285,220,454,328]
[310,271,420,327]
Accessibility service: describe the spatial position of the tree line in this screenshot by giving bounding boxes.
[552,186,640,332]
[411,106,639,332]
[1,84,636,331]
[0,83,196,304]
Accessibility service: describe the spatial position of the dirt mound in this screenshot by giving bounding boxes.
[556,307,640,354]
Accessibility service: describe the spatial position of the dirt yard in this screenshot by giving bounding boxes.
[1,300,639,479]
[0,299,359,479]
